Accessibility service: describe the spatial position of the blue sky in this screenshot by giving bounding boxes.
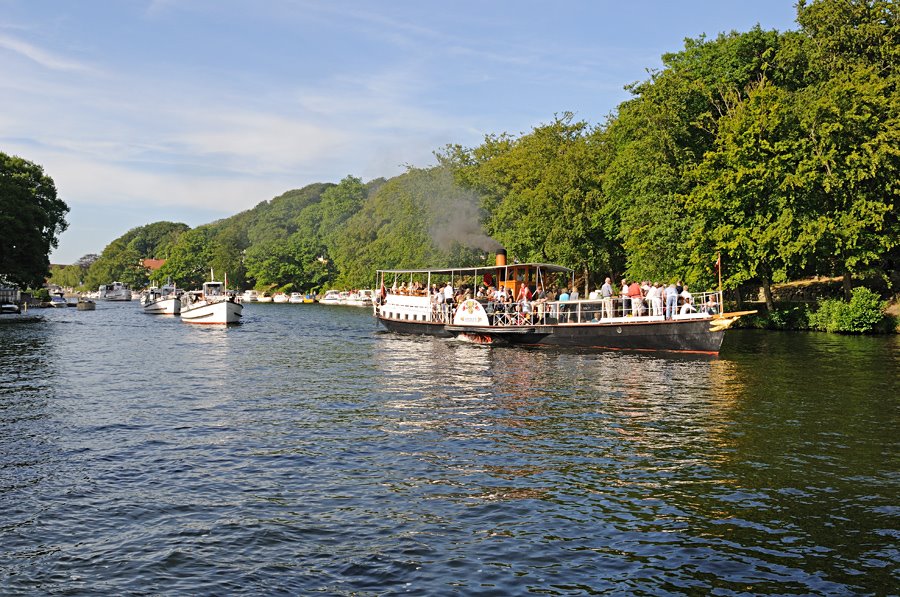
[0,1,799,264]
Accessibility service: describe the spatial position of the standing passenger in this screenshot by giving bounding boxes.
[601,277,614,320]
[628,281,643,317]
[665,282,678,320]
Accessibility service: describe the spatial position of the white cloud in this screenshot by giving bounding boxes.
[0,33,97,73]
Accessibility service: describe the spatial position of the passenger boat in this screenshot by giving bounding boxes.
[374,251,752,354]
[141,284,181,315]
[181,281,243,324]
[98,282,132,301]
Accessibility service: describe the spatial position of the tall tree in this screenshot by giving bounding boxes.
[687,79,814,311]
[443,114,620,288]
[0,152,69,288]
[154,227,214,288]
[795,0,900,296]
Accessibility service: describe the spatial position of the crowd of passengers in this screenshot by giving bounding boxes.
[388,278,719,324]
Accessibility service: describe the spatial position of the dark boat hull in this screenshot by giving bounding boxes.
[377,315,725,354]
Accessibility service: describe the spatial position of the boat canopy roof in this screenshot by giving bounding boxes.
[377,263,572,276]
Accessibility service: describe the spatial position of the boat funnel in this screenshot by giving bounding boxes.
[496,249,507,267]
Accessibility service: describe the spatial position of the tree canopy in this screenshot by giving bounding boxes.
[0,152,69,289]
[78,0,899,301]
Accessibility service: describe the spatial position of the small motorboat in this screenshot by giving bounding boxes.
[76,298,96,311]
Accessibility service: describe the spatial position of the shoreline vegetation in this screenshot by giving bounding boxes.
[8,2,898,337]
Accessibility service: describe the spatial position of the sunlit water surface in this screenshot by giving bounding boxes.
[1,302,897,595]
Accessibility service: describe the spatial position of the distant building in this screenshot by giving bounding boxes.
[141,258,166,271]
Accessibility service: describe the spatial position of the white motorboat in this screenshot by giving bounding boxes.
[257,293,273,303]
[49,293,68,308]
[319,290,343,305]
[288,292,305,304]
[344,289,374,307]
[181,281,243,324]
[98,282,132,301]
[273,293,289,303]
[141,285,181,315]
[241,289,259,302]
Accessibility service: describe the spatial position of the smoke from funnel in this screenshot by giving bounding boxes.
[422,168,502,252]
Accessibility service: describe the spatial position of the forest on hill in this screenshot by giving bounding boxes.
[58,1,899,309]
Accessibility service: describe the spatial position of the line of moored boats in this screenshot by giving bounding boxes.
[136,283,375,324]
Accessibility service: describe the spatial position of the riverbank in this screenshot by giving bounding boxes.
[733,298,898,334]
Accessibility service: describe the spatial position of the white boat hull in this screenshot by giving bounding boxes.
[181,299,242,324]
[143,297,181,315]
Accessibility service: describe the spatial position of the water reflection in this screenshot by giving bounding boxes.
[0,310,896,594]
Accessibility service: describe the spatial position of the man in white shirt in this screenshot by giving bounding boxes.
[600,278,614,319]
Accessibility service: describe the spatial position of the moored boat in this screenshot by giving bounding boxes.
[241,289,259,303]
[257,293,273,303]
[76,298,96,311]
[141,285,181,315]
[181,281,242,324]
[344,289,374,307]
[374,252,752,354]
[49,293,68,308]
[288,292,305,304]
[319,290,342,305]
[98,282,132,301]
[273,293,289,303]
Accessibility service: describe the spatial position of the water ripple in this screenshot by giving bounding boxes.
[0,306,897,594]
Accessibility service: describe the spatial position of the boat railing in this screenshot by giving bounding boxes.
[479,291,721,326]
[379,290,722,326]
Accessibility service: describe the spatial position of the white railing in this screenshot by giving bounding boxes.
[379,290,722,327]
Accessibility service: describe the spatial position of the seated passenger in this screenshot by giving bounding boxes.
[679,297,696,315]
[702,296,719,315]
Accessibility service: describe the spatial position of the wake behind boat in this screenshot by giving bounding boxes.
[374,251,752,354]
[181,281,242,324]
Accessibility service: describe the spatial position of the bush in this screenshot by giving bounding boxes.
[736,304,812,330]
[809,287,889,334]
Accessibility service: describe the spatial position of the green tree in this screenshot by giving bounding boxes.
[244,235,332,292]
[443,114,620,290]
[84,238,147,289]
[687,79,816,311]
[792,0,900,296]
[155,227,214,288]
[0,152,69,288]
[48,264,82,289]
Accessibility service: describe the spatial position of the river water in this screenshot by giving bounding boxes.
[1,302,897,595]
